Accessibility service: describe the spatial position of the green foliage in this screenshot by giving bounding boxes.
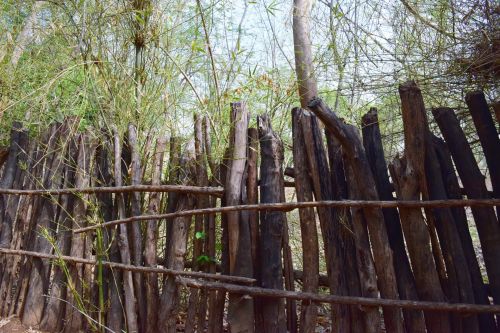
[195,231,206,240]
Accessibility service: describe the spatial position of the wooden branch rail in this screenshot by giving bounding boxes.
[178,278,500,314]
[0,248,255,284]
[0,184,224,197]
[74,198,500,234]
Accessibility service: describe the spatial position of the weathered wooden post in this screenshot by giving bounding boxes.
[258,114,287,333]
[22,124,66,327]
[40,129,79,332]
[308,98,404,333]
[0,125,30,317]
[185,115,209,333]
[291,107,319,333]
[144,137,166,333]
[465,91,500,218]
[324,130,365,333]
[113,129,139,333]
[362,108,426,333]
[433,107,500,307]
[226,102,255,333]
[127,124,147,332]
[301,111,353,332]
[0,122,22,228]
[388,82,451,333]
[433,135,497,332]
[3,129,50,318]
[159,145,196,333]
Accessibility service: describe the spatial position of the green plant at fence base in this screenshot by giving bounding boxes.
[41,227,98,332]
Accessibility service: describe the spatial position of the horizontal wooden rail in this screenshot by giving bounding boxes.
[0,248,254,284]
[179,278,500,314]
[2,249,498,314]
[74,198,500,234]
[0,184,224,197]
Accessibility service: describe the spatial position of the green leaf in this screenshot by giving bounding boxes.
[265,0,279,16]
[195,231,206,240]
[196,255,210,264]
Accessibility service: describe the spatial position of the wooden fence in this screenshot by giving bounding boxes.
[0,81,499,333]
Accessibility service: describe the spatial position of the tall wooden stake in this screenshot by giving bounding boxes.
[433,107,500,307]
[225,102,255,333]
[291,108,319,333]
[465,91,500,218]
[258,114,286,333]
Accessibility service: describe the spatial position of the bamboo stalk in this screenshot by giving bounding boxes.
[74,198,500,234]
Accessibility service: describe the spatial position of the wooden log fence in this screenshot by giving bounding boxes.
[2,247,500,315]
[1,85,500,333]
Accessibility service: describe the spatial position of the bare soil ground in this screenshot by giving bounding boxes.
[0,316,46,333]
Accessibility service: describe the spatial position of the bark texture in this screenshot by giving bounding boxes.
[258,114,287,333]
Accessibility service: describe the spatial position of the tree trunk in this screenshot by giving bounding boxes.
[9,2,42,70]
[258,114,286,333]
[292,0,317,108]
